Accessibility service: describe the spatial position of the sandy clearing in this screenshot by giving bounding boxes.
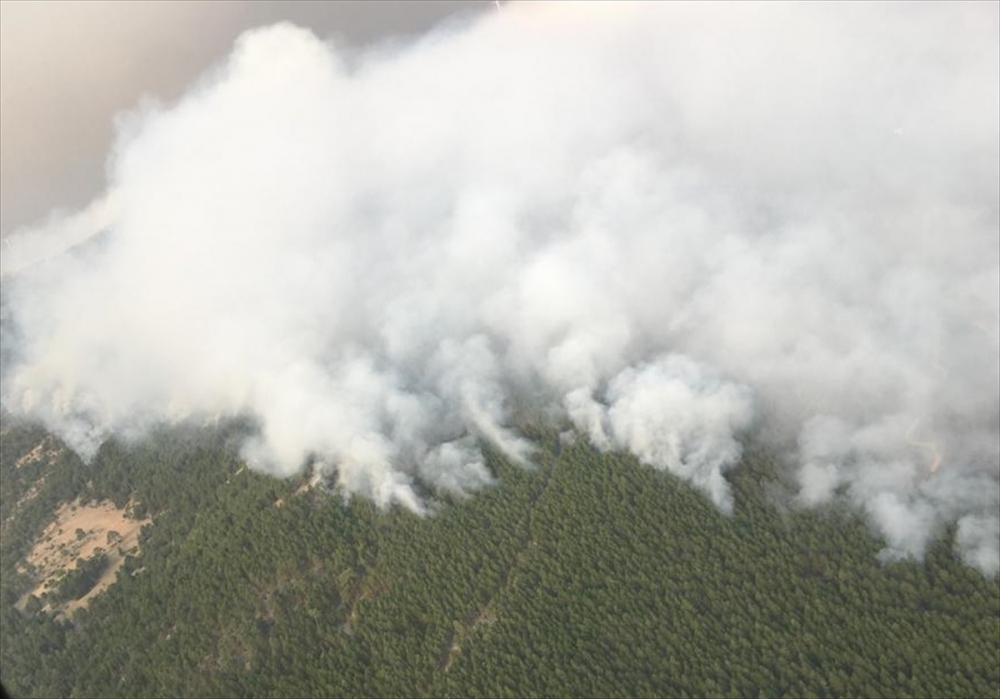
[14,439,62,469]
[16,497,152,617]
[12,476,47,510]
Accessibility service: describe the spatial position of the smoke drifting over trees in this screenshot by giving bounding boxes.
[1,3,997,572]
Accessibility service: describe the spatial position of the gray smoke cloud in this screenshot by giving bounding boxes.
[1,3,997,573]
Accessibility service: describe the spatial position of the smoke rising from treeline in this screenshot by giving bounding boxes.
[1,3,997,573]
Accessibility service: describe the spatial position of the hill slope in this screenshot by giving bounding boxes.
[1,419,997,698]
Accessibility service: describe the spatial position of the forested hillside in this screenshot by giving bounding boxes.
[1,417,997,699]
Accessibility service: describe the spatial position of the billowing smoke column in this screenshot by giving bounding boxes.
[1,3,997,573]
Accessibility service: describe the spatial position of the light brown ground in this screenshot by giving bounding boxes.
[14,438,62,469]
[16,498,151,617]
[12,476,46,510]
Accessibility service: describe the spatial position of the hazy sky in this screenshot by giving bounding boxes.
[0,0,487,239]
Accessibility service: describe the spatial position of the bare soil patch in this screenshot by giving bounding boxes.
[16,498,152,617]
[14,439,62,469]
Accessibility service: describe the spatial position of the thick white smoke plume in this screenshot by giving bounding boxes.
[1,3,997,572]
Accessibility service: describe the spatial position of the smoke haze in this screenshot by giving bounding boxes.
[0,0,484,238]
[1,2,998,573]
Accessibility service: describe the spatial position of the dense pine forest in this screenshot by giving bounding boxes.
[1,415,998,699]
